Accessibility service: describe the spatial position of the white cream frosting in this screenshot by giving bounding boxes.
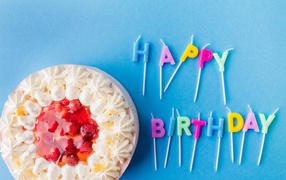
[47,163,61,180]
[88,75,113,98]
[16,130,35,144]
[76,163,90,180]
[65,84,80,100]
[24,100,42,117]
[42,66,67,90]
[20,144,36,162]
[0,112,17,132]
[19,74,44,98]
[51,84,66,101]
[79,88,93,106]
[18,115,36,130]
[33,157,49,174]
[90,159,120,180]
[61,165,76,180]
[13,159,35,180]
[90,98,106,116]
[112,112,134,139]
[110,139,133,164]
[35,91,52,107]
[104,93,127,116]
[65,66,90,88]
[1,65,136,180]
[5,90,25,111]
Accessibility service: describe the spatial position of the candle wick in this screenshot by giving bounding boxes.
[272,108,279,115]
[135,35,141,43]
[247,104,253,113]
[225,48,234,52]
[202,43,211,49]
[151,113,154,119]
[176,109,181,117]
[160,39,166,46]
[226,107,231,113]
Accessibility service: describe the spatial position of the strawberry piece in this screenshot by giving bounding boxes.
[55,103,68,118]
[60,128,65,136]
[65,139,77,155]
[79,141,93,153]
[61,99,70,106]
[45,148,60,162]
[67,123,80,136]
[80,124,97,139]
[68,100,81,113]
[48,120,59,132]
[62,154,79,166]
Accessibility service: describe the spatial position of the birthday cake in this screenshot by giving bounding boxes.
[0,65,139,180]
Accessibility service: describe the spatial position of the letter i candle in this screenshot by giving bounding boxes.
[151,113,165,170]
[159,39,175,99]
[190,113,206,171]
[164,35,199,92]
[213,48,234,105]
[257,108,279,166]
[207,112,224,171]
[176,109,192,167]
[132,35,150,96]
[164,108,176,168]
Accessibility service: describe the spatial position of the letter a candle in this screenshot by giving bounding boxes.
[159,39,175,99]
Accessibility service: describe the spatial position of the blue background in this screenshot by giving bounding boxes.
[0,1,286,179]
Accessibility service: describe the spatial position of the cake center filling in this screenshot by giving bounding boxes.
[34,99,99,166]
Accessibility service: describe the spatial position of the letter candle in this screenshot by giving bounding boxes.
[227,107,244,163]
[164,35,199,92]
[194,43,213,102]
[151,113,166,170]
[132,35,150,96]
[159,39,175,99]
[164,108,176,168]
[213,48,234,105]
[257,108,279,166]
[190,113,206,171]
[207,112,224,171]
[176,109,192,167]
[238,105,260,165]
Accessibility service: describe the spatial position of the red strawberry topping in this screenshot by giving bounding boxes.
[79,141,93,153]
[67,123,80,136]
[61,99,70,106]
[62,154,79,166]
[64,139,77,155]
[68,100,82,113]
[80,124,97,139]
[45,148,60,162]
[48,120,59,132]
[34,99,99,166]
[55,103,68,118]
